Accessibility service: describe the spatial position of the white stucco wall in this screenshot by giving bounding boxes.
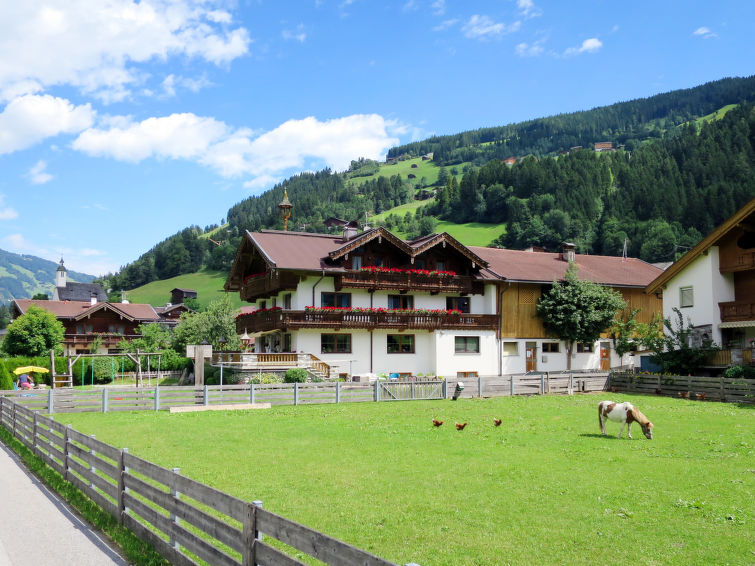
[500,339,624,373]
[660,247,735,345]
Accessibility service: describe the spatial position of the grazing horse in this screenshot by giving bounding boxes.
[598,401,653,439]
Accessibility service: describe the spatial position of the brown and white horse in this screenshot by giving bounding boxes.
[598,401,654,439]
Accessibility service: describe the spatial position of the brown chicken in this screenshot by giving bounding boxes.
[678,391,690,398]
[432,419,444,427]
[696,392,707,401]
[655,388,663,395]
[455,422,468,430]
[493,418,502,426]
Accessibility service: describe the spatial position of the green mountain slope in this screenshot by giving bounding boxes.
[124,269,243,310]
[0,249,95,302]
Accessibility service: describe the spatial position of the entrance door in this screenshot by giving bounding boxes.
[526,342,537,372]
[600,342,611,370]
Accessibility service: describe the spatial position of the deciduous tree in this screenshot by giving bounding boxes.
[2,306,64,356]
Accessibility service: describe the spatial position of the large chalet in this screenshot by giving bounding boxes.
[226,225,663,378]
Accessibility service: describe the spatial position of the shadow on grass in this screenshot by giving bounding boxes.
[579,433,617,440]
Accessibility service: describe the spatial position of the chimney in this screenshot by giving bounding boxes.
[342,220,359,242]
[90,292,98,306]
[561,242,576,262]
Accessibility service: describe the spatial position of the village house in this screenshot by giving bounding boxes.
[225,226,663,379]
[645,198,755,367]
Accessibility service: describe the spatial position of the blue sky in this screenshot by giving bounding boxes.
[1,0,753,277]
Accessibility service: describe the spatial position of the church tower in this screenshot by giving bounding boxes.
[56,258,67,288]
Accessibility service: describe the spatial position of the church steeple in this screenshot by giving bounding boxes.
[56,257,67,288]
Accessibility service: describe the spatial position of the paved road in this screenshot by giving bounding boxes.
[0,441,129,566]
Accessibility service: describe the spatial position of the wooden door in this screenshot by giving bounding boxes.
[600,342,611,370]
[526,343,537,372]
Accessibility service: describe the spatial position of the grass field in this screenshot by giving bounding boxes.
[124,269,243,309]
[57,393,753,565]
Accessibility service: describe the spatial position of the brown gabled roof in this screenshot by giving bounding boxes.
[73,302,160,322]
[13,299,93,318]
[13,299,161,322]
[469,247,662,287]
[408,232,488,268]
[646,198,755,294]
[249,230,346,270]
[328,227,412,260]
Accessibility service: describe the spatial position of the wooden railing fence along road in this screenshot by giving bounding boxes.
[609,371,755,403]
[0,396,414,566]
[0,372,612,413]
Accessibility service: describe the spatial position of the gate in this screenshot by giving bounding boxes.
[378,380,444,401]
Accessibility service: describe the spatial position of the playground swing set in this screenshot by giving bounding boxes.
[52,350,164,388]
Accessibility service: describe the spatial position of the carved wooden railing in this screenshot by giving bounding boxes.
[236,309,498,332]
[336,270,477,294]
[240,272,299,301]
[211,352,333,378]
[719,300,755,322]
[719,251,755,273]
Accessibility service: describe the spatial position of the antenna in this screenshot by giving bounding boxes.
[622,238,628,261]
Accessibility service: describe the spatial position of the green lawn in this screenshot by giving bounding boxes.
[57,394,754,566]
[435,220,505,246]
[124,269,243,309]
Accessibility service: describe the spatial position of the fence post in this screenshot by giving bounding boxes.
[102,389,108,413]
[204,385,209,406]
[242,500,256,566]
[294,382,299,406]
[411,381,416,400]
[477,377,482,397]
[119,447,129,522]
[250,383,255,404]
[569,372,573,395]
[154,386,160,411]
[170,468,181,551]
[32,412,38,455]
[252,500,264,543]
[89,434,97,490]
[336,381,341,404]
[442,379,448,399]
[375,381,381,402]
[63,424,71,481]
[510,374,514,396]
[48,388,54,414]
[12,402,17,438]
[540,373,545,394]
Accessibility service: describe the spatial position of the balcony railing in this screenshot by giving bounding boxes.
[336,270,478,294]
[719,300,755,323]
[236,309,498,333]
[210,352,332,378]
[64,333,139,346]
[719,251,755,273]
[241,272,299,301]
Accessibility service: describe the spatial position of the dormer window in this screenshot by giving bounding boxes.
[352,256,362,270]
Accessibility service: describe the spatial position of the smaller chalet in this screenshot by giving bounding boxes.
[154,303,194,327]
[171,288,197,305]
[52,258,108,302]
[13,299,162,355]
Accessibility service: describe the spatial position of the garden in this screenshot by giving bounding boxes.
[55,393,753,565]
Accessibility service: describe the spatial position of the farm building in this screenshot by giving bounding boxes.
[225,225,663,379]
[171,288,197,305]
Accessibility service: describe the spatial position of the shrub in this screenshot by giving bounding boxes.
[0,363,12,390]
[250,372,283,384]
[284,368,308,383]
[723,365,755,379]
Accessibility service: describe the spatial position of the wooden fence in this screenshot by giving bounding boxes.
[1,372,611,413]
[609,371,755,403]
[0,396,407,566]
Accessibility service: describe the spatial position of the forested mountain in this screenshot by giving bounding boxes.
[389,76,755,165]
[98,76,755,294]
[0,249,95,302]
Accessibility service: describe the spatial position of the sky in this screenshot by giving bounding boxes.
[1,0,753,277]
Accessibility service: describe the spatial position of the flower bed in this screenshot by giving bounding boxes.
[359,266,456,276]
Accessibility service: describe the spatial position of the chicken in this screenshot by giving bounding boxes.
[696,392,707,401]
[432,419,444,427]
[655,388,663,395]
[455,422,468,430]
[678,391,690,398]
[493,418,502,427]
[610,387,617,393]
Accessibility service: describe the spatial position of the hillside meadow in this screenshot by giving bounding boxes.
[124,269,243,309]
[57,393,754,566]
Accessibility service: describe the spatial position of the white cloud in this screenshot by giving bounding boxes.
[516,41,545,57]
[517,0,542,18]
[462,15,520,40]
[563,37,603,57]
[693,26,717,39]
[72,112,400,188]
[433,19,459,32]
[0,1,250,103]
[27,160,53,184]
[281,25,307,43]
[402,0,419,12]
[0,195,19,220]
[0,94,95,155]
[161,74,211,97]
[431,0,446,16]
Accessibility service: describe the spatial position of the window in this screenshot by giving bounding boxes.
[542,342,560,353]
[321,292,351,308]
[577,342,594,353]
[258,300,266,309]
[503,342,519,356]
[446,296,470,313]
[680,286,694,308]
[351,256,362,270]
[436,261,445,271]
[457,371,478,378]
[271,297,277,308]
[283,294,292,309]
[321,334,351,353]
[455,336,480,353]
[414,259,426,269]
[387,334,415,353]
[388,295,413,309]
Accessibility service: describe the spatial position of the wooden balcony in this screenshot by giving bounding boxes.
[236,309,498,333]
[720,251,755,273]
[64,333,139,347]
[719,300,755,323]
[335,270,479,294]
[210,352,332,378]
[241,272,299,301]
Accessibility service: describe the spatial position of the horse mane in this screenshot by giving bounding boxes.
[630,406,651,427]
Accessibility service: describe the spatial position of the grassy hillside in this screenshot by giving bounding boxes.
[125,269,244,309]
[0,248,95,302]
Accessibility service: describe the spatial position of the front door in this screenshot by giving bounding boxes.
[600,342,611,370]
[526,342,537,372]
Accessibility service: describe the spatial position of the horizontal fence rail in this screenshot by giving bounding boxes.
[609,371,755,403]
[0,373,611,413]
[0,396,404,566]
